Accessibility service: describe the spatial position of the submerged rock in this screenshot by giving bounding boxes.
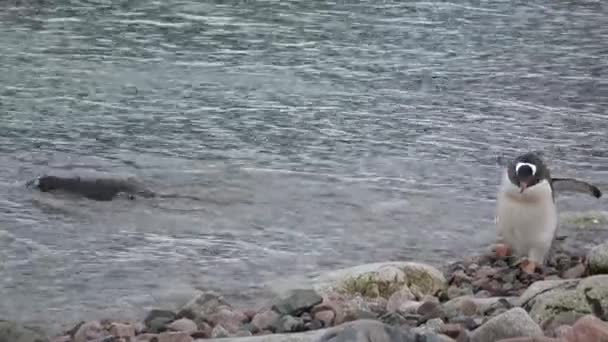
[0,321,48,342]
[272,289,323,316]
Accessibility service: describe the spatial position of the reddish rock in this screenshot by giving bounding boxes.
[157,331,193,342]
[314,310,335,327]
[208,308,247,333]
[109,323,136,338]
[251,309,280,332]
[241,309,258,322]
[74,321,104,342]
[563,315,608,342]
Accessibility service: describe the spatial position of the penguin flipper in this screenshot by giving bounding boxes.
[551,178,602,198]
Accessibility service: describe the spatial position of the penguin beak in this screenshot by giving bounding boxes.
[519,181,528,193]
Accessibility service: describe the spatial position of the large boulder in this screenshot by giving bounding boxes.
[588,241,608,275]
[519,275,608,324]
[0,321,48,342]
[309,262,446,300]
[469,308,543,342]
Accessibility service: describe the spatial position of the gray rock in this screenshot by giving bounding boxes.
[212,324,230,338]
[252,310,280,332]
[469,307,543,342]
[442,296,518,320]
[319,319,417,342]
[74,321,103,342]
[519,275,608,324]
[588,241,608,275]
[0,321,48,342]
[179,291,230,321]
[272,289,323,316]
[273,315,305,333]
[307,262,446,299]
[386,287,416,313]
[144,309,177,328]
[167,318,197,334]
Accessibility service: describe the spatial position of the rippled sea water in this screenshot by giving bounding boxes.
[1,0,607,331]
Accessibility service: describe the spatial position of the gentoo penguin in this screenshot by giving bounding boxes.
[494,152,602,273]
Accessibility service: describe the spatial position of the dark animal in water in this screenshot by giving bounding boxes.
[26,175,156,201]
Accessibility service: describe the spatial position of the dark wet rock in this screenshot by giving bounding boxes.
[0,320,48,342]
[469,308,542,342]
[144,309,176,329]
[28,174,155,201]
[319,319,417,342]
[305,319,324,331]
[272,289,323,316]
[378,312,408,326]
[271,315,305,333]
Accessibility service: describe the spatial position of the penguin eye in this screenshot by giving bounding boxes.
[516,162,537,176]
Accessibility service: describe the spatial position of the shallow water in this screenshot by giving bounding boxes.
[1,0,607,330]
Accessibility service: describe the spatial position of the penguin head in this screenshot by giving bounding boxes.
[507,152,550,193]
[32,175,60,192]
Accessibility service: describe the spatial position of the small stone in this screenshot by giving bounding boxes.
[157,331,193,342]
[109,323,135,338]
[440,323,466,339]
[167,318,197,334]
[305,319,323,331]
[300,312,312,322]
[470,308,543,342]
[447,285,474,300]
[272,289,322,316]
[210,324,229,338]
[273,315,305,333]
[251,309,280,332]
[379,312,408,326]
[386,287,416,312]
[459,299,477,317]
[134,333,159,342]
[418,300,444,322]
[494,337,563,342]
[424,318,445,332]
[314,310,335,327]
[553,324,573,338]
[562,263,586,279]
[74,321,103,342]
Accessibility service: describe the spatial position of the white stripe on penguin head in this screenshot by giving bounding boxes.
[516,162,537,176]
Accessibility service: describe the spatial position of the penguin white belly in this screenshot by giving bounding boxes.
[496,176,557,263]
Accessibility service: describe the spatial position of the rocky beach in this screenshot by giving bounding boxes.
[1,211,607,342]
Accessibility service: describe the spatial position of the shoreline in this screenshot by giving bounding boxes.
[3,211,608,342]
